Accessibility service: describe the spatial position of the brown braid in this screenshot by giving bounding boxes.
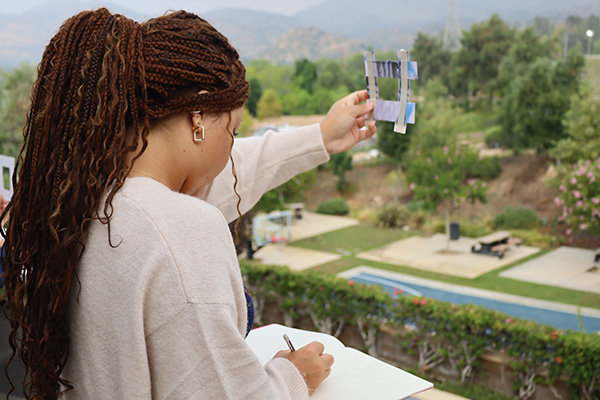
[0,9,248,399]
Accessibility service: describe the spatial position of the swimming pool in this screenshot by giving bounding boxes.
[339,267,600,333]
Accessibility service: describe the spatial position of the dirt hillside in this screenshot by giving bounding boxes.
[304,153,560,221]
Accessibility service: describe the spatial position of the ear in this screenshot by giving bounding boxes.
[191,90,210,127]
[191,110,202,128]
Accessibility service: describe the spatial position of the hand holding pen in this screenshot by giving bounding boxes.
[273,334,334,395]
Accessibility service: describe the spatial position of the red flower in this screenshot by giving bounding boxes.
[420,299,428,306]
[413,298,420,305]
[348,280,355,286]
[555,356,563,364]
[551,331,558,340]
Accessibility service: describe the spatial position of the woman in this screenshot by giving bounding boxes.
[0,8,376,400]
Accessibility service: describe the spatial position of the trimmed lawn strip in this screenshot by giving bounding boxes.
[290,223,415,255]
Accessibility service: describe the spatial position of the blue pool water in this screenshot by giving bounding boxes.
[349,272,600,333]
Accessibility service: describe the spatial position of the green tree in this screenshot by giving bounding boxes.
[410,32,451,85]
[255,170,317,212]
[341,52,370,92]
[315,59,351,91]
[257,88,282,120]
[551,83,600,164]
[496,26,556,97]
[246,78,262,117]
[245,59,294,97]
[292,59,317,94]
[0,64,37,157]
[448,14,514,106]
[376,121,410,164]
[498,51,584,150]
[281,89,315,115]
[329,151,353,191]
[406,78,460,153]
[237,108,254,136]
[406,144,487,250]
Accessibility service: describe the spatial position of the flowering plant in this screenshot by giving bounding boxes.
[555,159,600,233]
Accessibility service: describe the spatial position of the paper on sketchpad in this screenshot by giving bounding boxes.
[247,324,433,400]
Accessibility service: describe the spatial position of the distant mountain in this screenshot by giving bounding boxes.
[259,27,362,63]
[205,8,301,60]
[293,0,597,37]
[0,0,598,69]
[0,0,149,69]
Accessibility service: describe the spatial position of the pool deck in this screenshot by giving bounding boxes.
[355,234,539,278]
[500,246,600,294]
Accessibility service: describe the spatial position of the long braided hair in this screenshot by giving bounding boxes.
[0,9,248,399]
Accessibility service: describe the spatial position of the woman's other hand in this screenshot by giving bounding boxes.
[320,89,377,155]
[274,341,334,395]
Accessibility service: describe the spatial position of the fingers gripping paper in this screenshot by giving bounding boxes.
[363,50,418,133]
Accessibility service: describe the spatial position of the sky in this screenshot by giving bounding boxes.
[3,0,324,16]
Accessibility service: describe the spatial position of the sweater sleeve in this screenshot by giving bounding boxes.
[201,124,330,223]
[146,302,309,400]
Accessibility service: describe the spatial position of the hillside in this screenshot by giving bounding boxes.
[302,153,565,240]
[259,27,362,64]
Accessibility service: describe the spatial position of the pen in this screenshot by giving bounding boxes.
[283,334,296,352]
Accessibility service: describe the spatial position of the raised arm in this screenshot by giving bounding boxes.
[201,90,376,223]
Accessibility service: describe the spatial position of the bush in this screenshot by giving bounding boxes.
[459,220,491,238]
[241,262,600,400]
[494,206,539,229]
[485,125,504,147]
[510,229,557,247]
[376,202,410,228]
[469,156,502,179]
[317,198,350,215]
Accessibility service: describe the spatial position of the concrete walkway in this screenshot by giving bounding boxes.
[290,211,359,241]
[252,244,340,271]
[500,246,600,294]
[356,233,539,278]
[250,212,359,271]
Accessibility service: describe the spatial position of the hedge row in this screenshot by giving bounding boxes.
[241,261,600,400]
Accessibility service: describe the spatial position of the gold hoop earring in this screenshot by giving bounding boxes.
[193,125,205,142]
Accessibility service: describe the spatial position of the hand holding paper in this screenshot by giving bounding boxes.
[320,90,377,155]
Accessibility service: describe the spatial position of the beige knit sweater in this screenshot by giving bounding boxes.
[62,124,329,399]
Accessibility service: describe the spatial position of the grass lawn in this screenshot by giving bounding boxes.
[290,222,413,255]
[290,224,600,310]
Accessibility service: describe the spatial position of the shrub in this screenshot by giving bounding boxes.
[459,220,491,238]
[555,159,600,234]
[317,198,350,215]
[241,262,600,400]
[469,156,502,179]
[376,202,410,228]
[494,206,539,229]
[510,229,557,247]
[485,125,504,147]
